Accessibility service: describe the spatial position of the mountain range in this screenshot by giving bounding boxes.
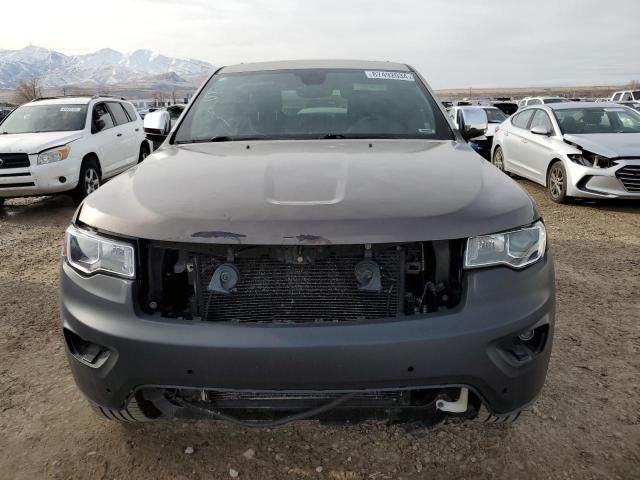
[0,46,216,89]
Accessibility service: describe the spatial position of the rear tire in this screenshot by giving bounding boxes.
[138,142,150,163]
[547,161,569,204]
[72,158,101,206]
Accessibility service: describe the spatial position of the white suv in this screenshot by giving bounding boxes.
[0,96,150,206]
[517,97,568,108]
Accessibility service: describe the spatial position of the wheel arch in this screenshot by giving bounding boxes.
[81,152,102,175]
[545,158,564,187]
[140,140,150,153]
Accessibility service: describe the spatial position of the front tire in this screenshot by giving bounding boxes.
[72,159,101,206]
[470,404,524,425]
[138,142,150,163]
[547,161,569,204]
[90,397,150,423]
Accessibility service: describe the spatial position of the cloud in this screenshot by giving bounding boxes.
[2,0,639,87]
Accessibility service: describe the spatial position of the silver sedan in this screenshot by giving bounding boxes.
[491,102,640,203]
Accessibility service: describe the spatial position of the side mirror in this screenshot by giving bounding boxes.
[531,125,551,136]
[459,107,488,141]
[143,110,171,144]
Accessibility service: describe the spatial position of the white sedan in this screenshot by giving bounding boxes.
[491,102,640,203]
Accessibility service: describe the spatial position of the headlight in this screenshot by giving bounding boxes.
[64,225,135,278]
[465,221,546,269]
[37,145,70,165]
[568,151,613,168]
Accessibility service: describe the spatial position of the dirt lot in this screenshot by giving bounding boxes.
[0,180,639,480]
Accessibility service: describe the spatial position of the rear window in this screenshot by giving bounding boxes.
[174,68,453,143]
[511,110,534,129]
[542,98,567,104]
[122,103,138,121]
[108,102,130,125]
[483,108,507,123]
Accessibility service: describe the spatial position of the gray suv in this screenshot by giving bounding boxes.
[60,60,555,426]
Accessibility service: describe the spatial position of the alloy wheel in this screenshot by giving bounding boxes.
[493,148,504,170]
[84,168,100,195]
[549,165,564,199]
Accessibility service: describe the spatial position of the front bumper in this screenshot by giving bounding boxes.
[60,255,555,417]
[0,154,79,198]
[566,159,640,199]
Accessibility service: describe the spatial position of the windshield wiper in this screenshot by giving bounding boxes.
[176,135,292,144]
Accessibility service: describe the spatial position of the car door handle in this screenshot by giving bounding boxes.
[521,139,528,143]
[117,133,123,137]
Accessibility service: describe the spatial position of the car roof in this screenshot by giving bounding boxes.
[27,97,93,106]
[455,105,499,110]
[26,96,130,106]
[221,59,411,73]
[545,101,632,110]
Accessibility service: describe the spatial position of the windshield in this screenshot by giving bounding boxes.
[554,107,640,134]
[483,108,507,123]
[633,91,640,99]
[0,104,87,134]
[542,98,568,104]
[174,69,452,143]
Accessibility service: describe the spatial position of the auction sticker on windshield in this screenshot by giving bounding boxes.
[365,71,415,81]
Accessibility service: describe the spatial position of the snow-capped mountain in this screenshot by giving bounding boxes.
[0,46,216,88]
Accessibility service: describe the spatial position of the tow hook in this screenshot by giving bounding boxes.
[435,388,469,413]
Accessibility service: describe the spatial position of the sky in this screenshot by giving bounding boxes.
[2,0,639,89]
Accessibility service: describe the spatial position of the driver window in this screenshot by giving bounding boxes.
[529,110,554,134]
[92,103,114,133]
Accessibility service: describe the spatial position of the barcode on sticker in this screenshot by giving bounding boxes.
[365,71,414,81]
[60,107,81,112]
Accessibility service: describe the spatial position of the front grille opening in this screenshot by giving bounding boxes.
[616,165,640,192]
[140,240,464,324]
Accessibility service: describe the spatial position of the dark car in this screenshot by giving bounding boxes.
[60,60,555,427]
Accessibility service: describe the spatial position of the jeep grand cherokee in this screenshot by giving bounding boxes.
[60,60,555,426]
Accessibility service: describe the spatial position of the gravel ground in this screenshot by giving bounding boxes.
[0,180,639,480]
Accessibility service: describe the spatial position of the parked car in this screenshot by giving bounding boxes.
[146,104,187,150]
[491,102,640,203]
[518,97,569,108]
[0,108,13,124]
[611,90,640,108]
[489,101,518,116]
[0,95,150,206]
[448,105,506,156]
[60,60,554,426]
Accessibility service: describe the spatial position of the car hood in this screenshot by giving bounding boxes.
[0,131,84,154]
[79,139,539,245]
[563,133,640,158]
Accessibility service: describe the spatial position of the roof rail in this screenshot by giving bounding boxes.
[29,95,93,102]
[92,94,127,101]
[29,94,127,103]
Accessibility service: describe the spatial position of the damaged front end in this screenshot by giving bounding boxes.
[138,240,465,323]
[130,385,488,427]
